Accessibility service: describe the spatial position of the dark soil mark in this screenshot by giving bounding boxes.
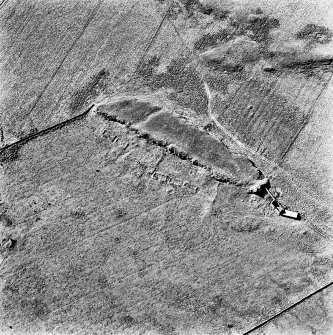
[296,23,332,45]
[70,69,109,113]
[136,57,208,115]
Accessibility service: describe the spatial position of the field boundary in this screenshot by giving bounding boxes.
[242,278,333,334]
[0,0,9,10]
[0,105,95,158]
[25,0,104,119]
[280,72,333,161]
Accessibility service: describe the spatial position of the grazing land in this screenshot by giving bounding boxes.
[1,0,333,334]
[1,110,333,335]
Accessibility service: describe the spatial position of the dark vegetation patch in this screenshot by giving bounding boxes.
[229,12,280,44]
[70,69,109,113]
[167,1,184,20]
[159,281,207,314]
[105,99,162,124]
[1,238,17,251]
[136,56,160,79]
[280,58,333,78]
[296,23,333,44]
[228,217,261,232]
[168,0,230,20]
[192,9,280,72]
[136,57,208,115]
[70,209,86,219]
[0,144,21,163]
[114,208,126,218]
[3,262,49,322]
[97,274,111,289]
[150,317,176,335]
[0,213,14,227]
[205,59,244,72]
[192,9,280,61]
[194,29,231,51]
[180,0,201,15]
[120,315,135,326]
[212,8,230,21]
[206,71,244,93]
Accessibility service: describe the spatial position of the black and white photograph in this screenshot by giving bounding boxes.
[0,0,333,334]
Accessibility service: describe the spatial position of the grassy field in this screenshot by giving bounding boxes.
[214,68,331,161]
[1,0,333,334]
[1,110,333,335]
[0,0,167,143]
[251,283,333,335]
[282,77,333,206]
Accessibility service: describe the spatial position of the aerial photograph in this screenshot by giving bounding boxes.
[0,0,333,334]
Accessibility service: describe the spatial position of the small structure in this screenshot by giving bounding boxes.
[270,199,285,215]
[265,188,301,220]
[282,210,301,220]
[248,180,301,220]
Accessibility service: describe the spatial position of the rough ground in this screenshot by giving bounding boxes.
[1,0,333,334]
